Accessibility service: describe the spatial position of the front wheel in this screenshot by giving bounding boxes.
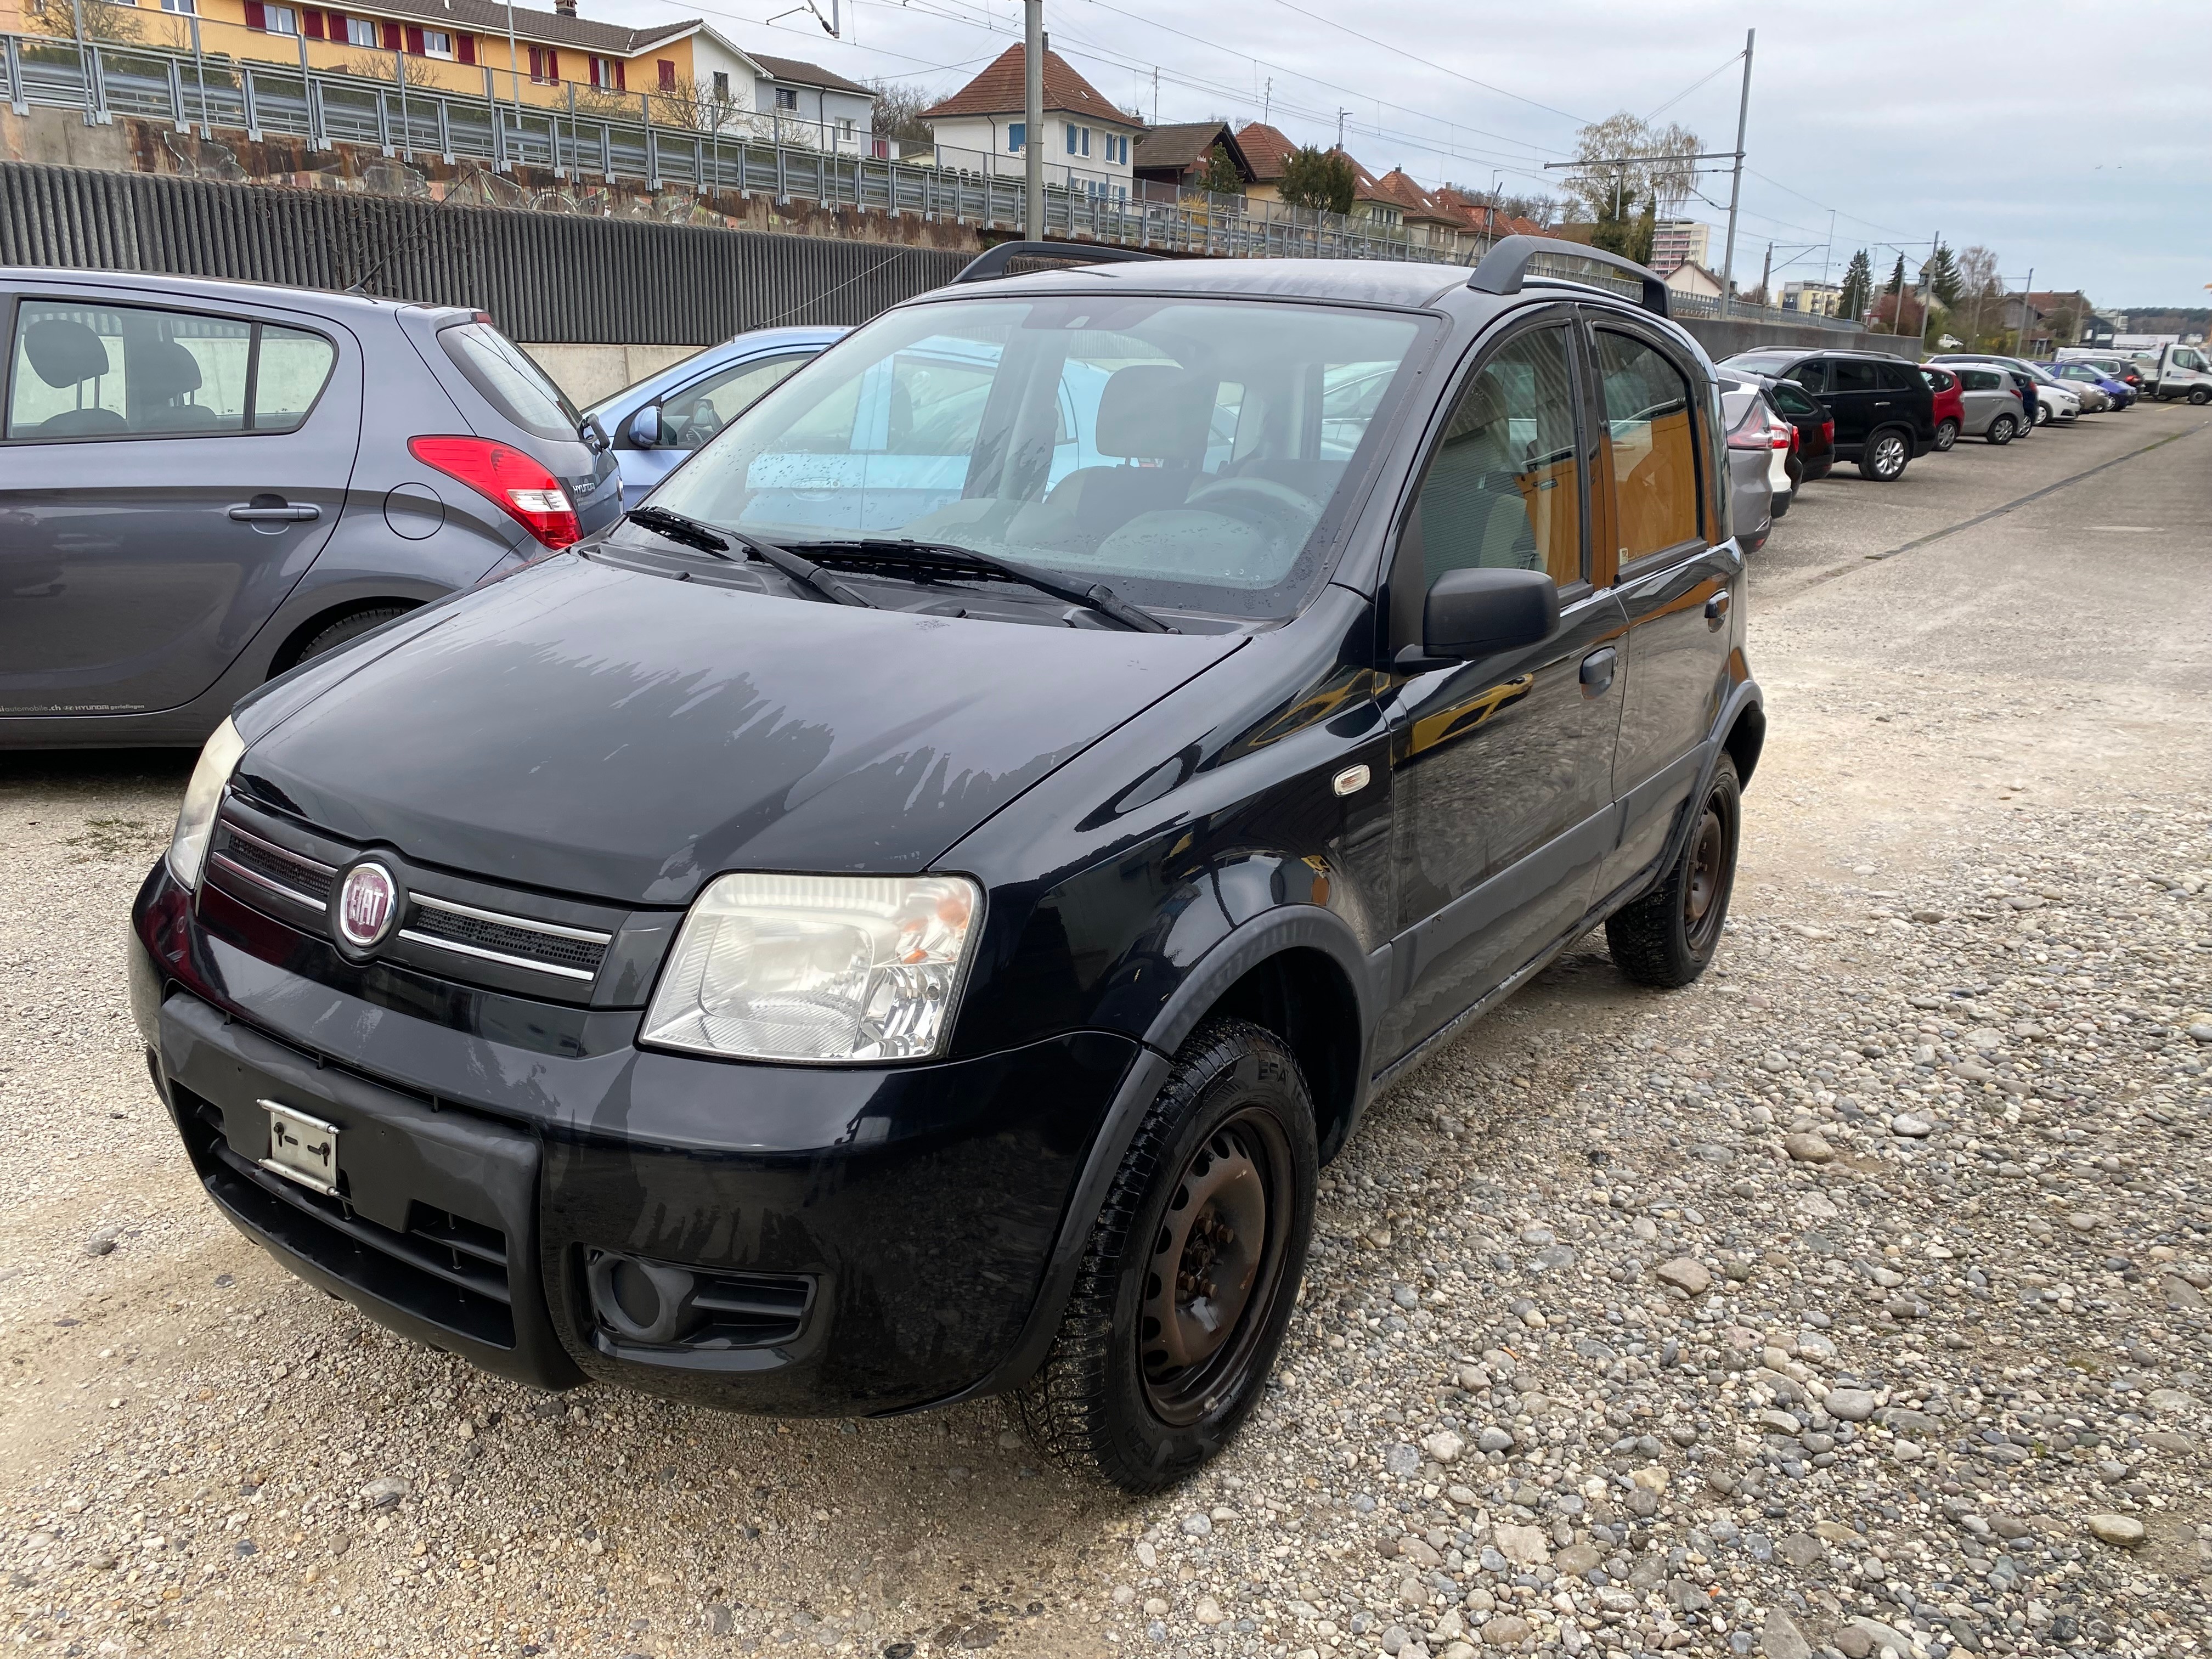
[2034,402,2052,426]
[2191,387,2211,406]
[1987,414,2017,445]
[1607,754,1741,988]
[1017,1019,1317,1492]
[1858,429,1910,481]
[1933,417,1959,452]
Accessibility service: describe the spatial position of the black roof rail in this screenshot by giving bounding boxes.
[1468,234,1670,318]
[952,240,1167,285]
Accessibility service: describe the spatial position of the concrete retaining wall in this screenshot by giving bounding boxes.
[1681,317,1923,361]
[522,344,705,407]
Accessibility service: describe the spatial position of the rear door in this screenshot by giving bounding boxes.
[0,286,357,718]
[1873,358,1927,440]
[1589,312,1740,900]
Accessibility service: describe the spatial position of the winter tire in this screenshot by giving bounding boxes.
[1606,754,1741,989]
[1016,1018,1317,1493]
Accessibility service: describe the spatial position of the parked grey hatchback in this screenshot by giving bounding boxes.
[0,270,623,747]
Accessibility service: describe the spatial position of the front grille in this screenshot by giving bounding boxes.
[211,825,334,909]
[402,897,609,979]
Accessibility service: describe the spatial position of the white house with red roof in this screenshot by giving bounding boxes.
[918,44,1142,199]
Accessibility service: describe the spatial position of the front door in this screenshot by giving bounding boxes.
[0,290,357,718]
[1589,315,1741,898]
[1380,314,1627,1061]
[1820,355,1881,450]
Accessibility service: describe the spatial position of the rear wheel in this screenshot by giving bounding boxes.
[1933,417,1959,452]
[1607,756,1741,988]
[276,605,414,677]
[1017,1019,1317,1492]
[1858,428,1910,481]
[1987,414,2017,445]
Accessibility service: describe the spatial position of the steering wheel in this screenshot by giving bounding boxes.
[1184,475,1322,527]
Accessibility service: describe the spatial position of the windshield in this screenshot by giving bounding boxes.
[643,295,1430,619]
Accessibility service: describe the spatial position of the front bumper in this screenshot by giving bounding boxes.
[131,861,1136,1414]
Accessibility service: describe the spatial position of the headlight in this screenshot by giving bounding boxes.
[166,717,246,892]
[640,873,981,1063]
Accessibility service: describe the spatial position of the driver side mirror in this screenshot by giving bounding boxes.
[1400,567,1560,668]
[627,405,662,448]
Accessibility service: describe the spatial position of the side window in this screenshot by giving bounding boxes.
[5,301,334,439]
[1874,361,1917,393]
[1410,325,1584,590]
[1771,381,1819,417]
[1785,360,1827,393]
[658,354,808,451]
[1829,358,1879,394]
[1593,329,1700,566]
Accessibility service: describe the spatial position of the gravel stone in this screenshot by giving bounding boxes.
[1654,1256,1711,1295]
[1783,1132,1835,1163]
[2086,1513,2146,1547]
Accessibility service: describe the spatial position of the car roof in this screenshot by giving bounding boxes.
[919,256,1480,310]
[1,265,458,325]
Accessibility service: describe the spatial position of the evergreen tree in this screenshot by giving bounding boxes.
[1195,143,1244,198]
[1279,146,1356,216]
[1886,253,1908,297]
[1592,188,1656,267]
[1920,241,1962,308]
[1837,250,1875,321]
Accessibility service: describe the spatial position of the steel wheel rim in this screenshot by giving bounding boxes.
[1138,1107,1293,1426]
[1682,798,1730,953]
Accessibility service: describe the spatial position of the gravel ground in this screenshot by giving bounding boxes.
[2,404,2207,1659]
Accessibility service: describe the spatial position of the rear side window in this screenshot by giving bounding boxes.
[5,300,334,440]
[1875,362,1918,393]
[1917,368,1949,392]
[1412,325,1585,589]
[439,321,582,442]
[1593,330,1700,565]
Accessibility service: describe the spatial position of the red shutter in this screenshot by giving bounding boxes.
[657,58,675,90]
[404,26,424,54]
[545,48,558,81]
[456,33,474,64]
[613,59,625,91]
[381,20,400,48]
[302,8,322,37]
[244,0,266,29]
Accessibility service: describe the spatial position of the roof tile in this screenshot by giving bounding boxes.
[920,44,1135,125]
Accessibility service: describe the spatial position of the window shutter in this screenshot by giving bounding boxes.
[244,1,266,29]
[302,8,321,37]
[613,59,625,90]
[657,58,675,90]
[405,25,424,54]
[381,20,399,48]
[546,48,558,81]
[456,33,474,63]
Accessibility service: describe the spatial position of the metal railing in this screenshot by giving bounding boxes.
[2,24,1459,264]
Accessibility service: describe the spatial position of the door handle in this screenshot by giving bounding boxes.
[1579,647,1617,697]
[1706,591,1731,627]
[228,497,321,523]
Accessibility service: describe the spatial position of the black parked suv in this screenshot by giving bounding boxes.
[0,269,622,747]
[131,238,1763,1491]
[1715,347,1936,481]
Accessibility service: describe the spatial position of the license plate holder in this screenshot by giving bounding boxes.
[260,1099,341,1197]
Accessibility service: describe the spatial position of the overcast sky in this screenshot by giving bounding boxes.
[594,0,2209,308]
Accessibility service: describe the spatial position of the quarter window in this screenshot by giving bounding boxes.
[1410,326,1585,589]
[1593,330,1700,565]
[5,301,334,441]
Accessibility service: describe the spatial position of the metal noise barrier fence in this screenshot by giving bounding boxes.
[0,161,970,342]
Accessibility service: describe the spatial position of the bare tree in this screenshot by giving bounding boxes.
[1564,112,1703,225]
[1956,244,2001,346]
[29,0,146,44]
[869,77,941,149]
[651,72,744,134]
[343,52,443,88]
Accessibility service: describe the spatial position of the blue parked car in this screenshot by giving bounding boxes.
[586,326,847,509]
[2046,360,2134,409]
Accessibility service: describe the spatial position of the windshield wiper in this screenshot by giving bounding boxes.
[625,509,874,608]
[787,538,1176,634]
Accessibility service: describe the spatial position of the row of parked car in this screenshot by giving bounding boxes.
[1700,342,2147,551]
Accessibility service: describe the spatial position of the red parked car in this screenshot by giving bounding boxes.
[1919,365,1966,452]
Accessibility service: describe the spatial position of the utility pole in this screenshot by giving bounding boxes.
[1023,0,1043,240]
[1819,208,1836,286]
[1718,27,1753,318]
[1150,66,1158,126]
[1917,229,1939,351]
[2015,266,2035,357]
[1336,108,1347,151]
[1757,242,1771,314]
[505,0,523,140]
[1262,75,1271,127]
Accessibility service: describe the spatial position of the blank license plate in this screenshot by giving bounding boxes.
[260,1099,341,1197]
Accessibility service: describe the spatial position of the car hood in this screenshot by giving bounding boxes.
[236,554,1245,906]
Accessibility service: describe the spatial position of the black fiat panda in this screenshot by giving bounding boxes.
[131,237,1763,1492]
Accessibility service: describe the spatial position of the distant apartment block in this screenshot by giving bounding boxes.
[1649,220,1712,277]
[1782,280,1842,318]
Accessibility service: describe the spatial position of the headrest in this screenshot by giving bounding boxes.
[25,319,110,388]
[1096,364,1214,461]
[135,339,204,401]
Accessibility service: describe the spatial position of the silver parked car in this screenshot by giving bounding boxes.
[1950,365,2028,445]
[1719,378,1778,552]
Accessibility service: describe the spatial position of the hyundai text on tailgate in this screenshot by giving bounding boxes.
[132,238,1764,1491]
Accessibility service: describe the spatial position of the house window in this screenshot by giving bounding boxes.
[160,0,195,14]
[589,55,623,91]
[258,5,298,35]
[712,70,729,100]
[657,59,675,91]
[345,14,375,44]
[1081,127,1091,157]
[1007,122,1025,153]
[421,29,452,58]
[529,45,561,83]
[1064,121,1076,155]
[775,86,798,111]
[839,116,855,139]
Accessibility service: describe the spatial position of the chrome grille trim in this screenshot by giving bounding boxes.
[223,820,338,878]
[209,850,330,912]
[412,893,612,945]
[394,928,599,982]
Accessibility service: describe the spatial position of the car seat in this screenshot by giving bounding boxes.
[24,318,128,436]
[131,339,222,431]
[1045,365,1213,543]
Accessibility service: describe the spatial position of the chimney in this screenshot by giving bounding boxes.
[554,0,577,14]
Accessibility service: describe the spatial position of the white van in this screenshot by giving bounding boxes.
[2145,343,2212,404]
